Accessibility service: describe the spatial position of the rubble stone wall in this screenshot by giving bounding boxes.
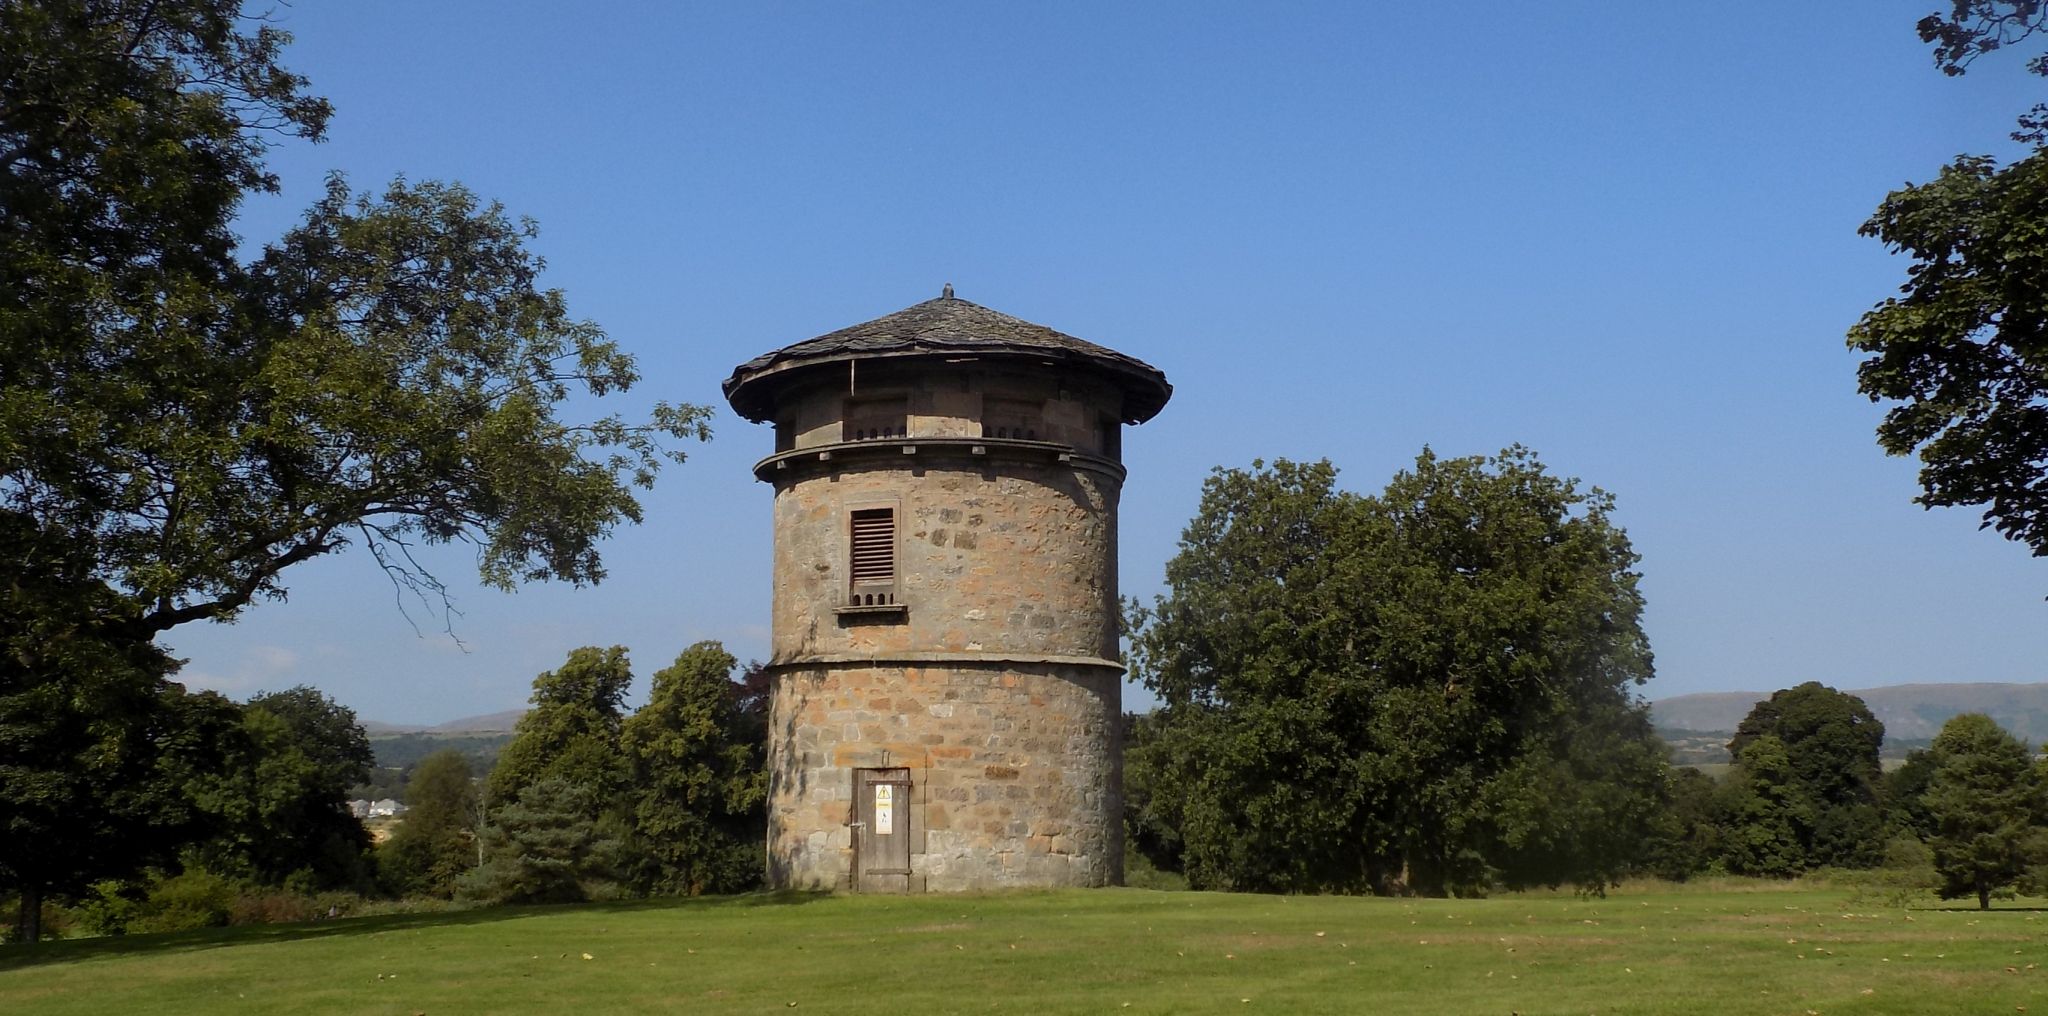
[764,660,1123,891]
[769,458,1120,663]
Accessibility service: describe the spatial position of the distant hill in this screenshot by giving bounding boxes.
[428,709,526,733]
[362,708,528,736]
[1651,681,2048,748]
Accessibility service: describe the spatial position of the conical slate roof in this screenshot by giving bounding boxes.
[723,292,1171,424]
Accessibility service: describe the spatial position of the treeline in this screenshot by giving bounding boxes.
[2,642,767,943]
[1128,678,2048,908]
[347,734,515,804]
[1119,450,2048,907]
[4,674,380,943]
[1643,684,2048,908]
[381,643,766,903]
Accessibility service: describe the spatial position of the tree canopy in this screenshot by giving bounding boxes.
[193,687,374,889]
[1126,449,1666,896]
[1,0,708,644]
[1726,682,1886,869]
[1922,713,2048,908]
[0,517,215,942]
[487,646,633,810]
[619,642,767,896]
[1849,5,2048,567]
[2,1,704,940]
[1849,152,2048,564]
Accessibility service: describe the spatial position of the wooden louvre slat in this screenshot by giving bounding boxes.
[850,509,894,585]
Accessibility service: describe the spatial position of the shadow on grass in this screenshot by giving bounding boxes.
[1914,904,2048,913]
[0,889,831,972]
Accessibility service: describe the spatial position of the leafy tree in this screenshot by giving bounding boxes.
[1885,748,1941,839]
[486,646,633,811]
[379,750,478,897]
[1716,735,1812,878]
[246,687,374,801]
[1917,1,2048,143]
[1639,767,1724,880]
[1923,713,2048,909]
[236,687,373,887]
[1850,152,2048,564]
[1121,710,1186,877]
[2,2,709,650]
[458,778,621,905]
[3,0,702,938]
[619,642,766,896]
[204,709,342,886]
[1852,5,2048,562]
[1128,449,1665,896]
[1726,682,1886,868]
[0,520,228,942]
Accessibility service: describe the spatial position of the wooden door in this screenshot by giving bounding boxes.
[853,768,912,892]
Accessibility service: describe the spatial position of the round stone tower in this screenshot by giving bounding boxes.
[723,289,1170,892]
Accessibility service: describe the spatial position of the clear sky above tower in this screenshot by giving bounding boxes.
[171,1,2048,723]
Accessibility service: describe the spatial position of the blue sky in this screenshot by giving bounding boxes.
[172,2,2048,723]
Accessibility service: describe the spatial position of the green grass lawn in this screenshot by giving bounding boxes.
[3,883,2043,1015]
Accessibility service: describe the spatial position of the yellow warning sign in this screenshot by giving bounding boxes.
[875,783,894,835]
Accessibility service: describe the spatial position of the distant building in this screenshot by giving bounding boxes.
[367,798,407,818]
[723,288,1171,892]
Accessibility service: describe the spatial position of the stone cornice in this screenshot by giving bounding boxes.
[752,437,1127,485]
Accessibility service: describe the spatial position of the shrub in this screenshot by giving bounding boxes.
[74,879,149,936]
[127,868,235,934]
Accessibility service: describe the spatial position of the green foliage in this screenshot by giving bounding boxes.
[487,646,633,811]
[228,688,373,888]
[618,642,766,896]
[458,778,622,905]
[1923,713,2048,908]
[169,687,373,890]
[3,3,709,646]
[365,732,513,778]
[126,868,236,935]
[1638,766,1724,880]
[1715,735,1812,878]
[0,521,232,942]
[470,644,768,903]
[378,751,477,898]
[1,0,700,938]
[1885,748,1940,839]
[1725,682,1886,869]
[1127,449,1665,895]
[1120,711,1185,877]
[1865,835,1942,907]
[246,687,374,796]
[75,867,236,937]
[1849,151,2048,564]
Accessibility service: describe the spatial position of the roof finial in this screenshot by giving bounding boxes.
[942,282,954,300]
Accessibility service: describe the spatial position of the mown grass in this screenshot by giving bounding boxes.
[2,883,2043,1015]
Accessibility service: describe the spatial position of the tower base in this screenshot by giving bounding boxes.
[764,659,1123,892]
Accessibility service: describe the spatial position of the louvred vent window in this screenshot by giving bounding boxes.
[849,508,896,605]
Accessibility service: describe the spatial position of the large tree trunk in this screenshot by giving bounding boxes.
[1979,884,1991,911]
[15,883,41,944]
